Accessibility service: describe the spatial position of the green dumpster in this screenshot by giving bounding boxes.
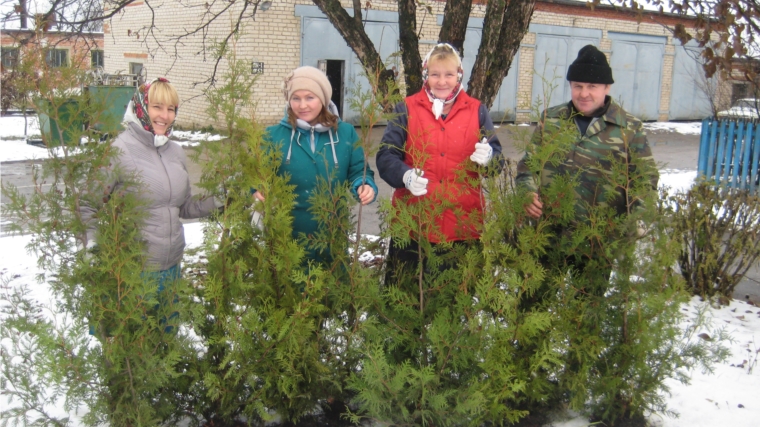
[87,85,136,135]
[37,99,84,147]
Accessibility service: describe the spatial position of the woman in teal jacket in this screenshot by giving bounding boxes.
[254,66,377,260]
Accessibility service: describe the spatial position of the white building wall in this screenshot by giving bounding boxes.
[105,1,709,126]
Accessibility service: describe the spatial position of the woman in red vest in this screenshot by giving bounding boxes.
[376,43,502,281]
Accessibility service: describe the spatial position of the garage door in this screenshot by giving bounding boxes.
[458,23,519,121]
[530,24,602,115]
[298,6,399,124]
[608,32,666,121]
[669,40,713,120]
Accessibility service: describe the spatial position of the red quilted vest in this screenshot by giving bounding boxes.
[392,90,484,243]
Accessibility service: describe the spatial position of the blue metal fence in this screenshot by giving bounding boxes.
[698,118,760,193]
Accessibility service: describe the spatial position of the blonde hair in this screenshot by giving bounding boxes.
[425,44,462,69]
[147,81,180,107]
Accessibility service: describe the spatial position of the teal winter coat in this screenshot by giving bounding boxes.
[265,107,378,245]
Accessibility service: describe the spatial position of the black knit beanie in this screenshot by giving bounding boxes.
[566,45,614,84]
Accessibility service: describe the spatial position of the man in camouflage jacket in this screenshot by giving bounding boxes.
[516,44,658,229]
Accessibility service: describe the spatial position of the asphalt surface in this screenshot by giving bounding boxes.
[3,124,759,303]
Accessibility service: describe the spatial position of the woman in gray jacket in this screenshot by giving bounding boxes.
[80,78,219,331]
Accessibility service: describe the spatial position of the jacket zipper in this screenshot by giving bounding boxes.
[157,147,172,268]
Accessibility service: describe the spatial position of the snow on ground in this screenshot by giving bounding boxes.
[171,130,226,146]
[0,115,224,162]
[1,219,759,426]
[644,121,703,135]
[0,115,42,139]
[6,116,756,426]
[659,169,698,194]
[2,115,706,163]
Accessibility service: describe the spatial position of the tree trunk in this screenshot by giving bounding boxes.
[312,0,385,78]
[439,0,473,55]
[468,0,536,109]
[398,0,422,95]
[312,0,535,110]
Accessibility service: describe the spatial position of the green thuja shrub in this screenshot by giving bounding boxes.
[184,52,402,424]
[666,181,760,302]
[539,130,731,424]
[1,47,195,426]
[185,42,325,424]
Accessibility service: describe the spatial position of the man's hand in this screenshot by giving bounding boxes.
[470,137,493,166]
[356,184,375,205]
[525,192,543,218]
[403,169,429,196]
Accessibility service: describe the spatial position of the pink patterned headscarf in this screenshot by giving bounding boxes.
[130,77,177,138]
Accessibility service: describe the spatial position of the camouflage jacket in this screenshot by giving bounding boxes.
[515,98,659,221]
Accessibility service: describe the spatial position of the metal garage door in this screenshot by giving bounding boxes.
[459,22,519,122]
[608,32,666,121]
[297,6,399,124]
[669,40,713,120]
[432,16,519,122]
[531,24,601,115]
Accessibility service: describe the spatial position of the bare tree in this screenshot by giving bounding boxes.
[6,0,760,109]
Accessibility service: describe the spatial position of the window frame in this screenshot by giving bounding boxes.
[45,48,69,68]
[91,50,104,68]
[1,47,20,69]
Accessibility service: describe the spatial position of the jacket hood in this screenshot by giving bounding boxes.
[279,100,342,167]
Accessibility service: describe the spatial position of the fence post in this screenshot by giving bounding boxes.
[751,123,760,195]
[722,121,737,185]
[732,121,745,189]
[706,120,719,179]
[698,118,710,176]
[740,123,754,191]
[714,120,728,183]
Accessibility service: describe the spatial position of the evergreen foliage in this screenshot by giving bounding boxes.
[1,46,196,426]
[0,46,732,427]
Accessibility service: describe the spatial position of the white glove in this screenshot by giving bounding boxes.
[636,220,648,237]
[251,210,264,231]
[250,199,265,232]
[403,169,429,197]
[470,137,493,166]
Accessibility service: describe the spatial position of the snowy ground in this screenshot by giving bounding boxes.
[1,171,758,426]
[0,115,223,163]
[1,116,706,163]
[3,117,758,425]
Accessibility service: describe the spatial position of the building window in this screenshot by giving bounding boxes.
[91,50,104,68]
[129,62,143,75]
[45,49,68,67]
[1,47,19,68]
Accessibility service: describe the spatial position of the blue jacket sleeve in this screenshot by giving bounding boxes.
[375,101,411,189]
[350,176,379,203]
[479,104,504,173]
[344,123,377,203]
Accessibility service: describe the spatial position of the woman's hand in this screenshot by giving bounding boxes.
[253,191,265,202]
[356,185,375,205]
[524,192,543,218]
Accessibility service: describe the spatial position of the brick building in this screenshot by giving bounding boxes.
[103,0,722,126]
[1,29,104,71]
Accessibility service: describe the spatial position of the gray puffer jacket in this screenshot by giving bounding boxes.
[81,121,218,271]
